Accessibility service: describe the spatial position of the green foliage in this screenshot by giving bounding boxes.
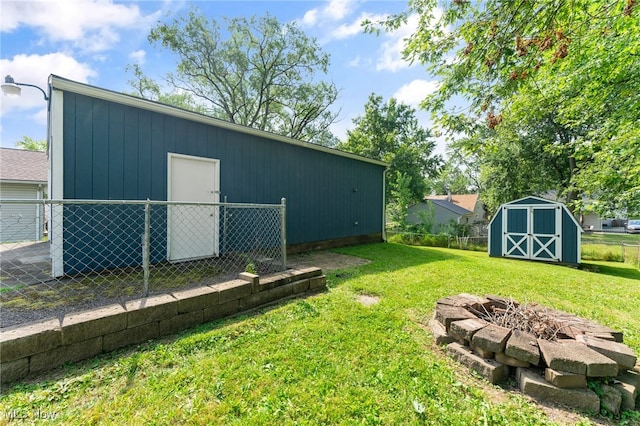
[15,136,46,151]
[339,94,442,201]
[129,9,339,146]
[244,262,257,275]
[414,201,436,234]
[2,243,640,423]
[371,0,640,217]
[426,154,478,196]
[388,231,450,248]
[387,172,414,231]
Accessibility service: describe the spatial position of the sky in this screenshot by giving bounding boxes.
[0,0,445,154]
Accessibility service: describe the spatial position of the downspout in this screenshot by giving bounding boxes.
[382,167,388,241]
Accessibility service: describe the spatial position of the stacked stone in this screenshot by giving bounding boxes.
[430,293,640,414]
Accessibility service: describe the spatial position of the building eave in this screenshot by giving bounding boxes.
[49,75,389,168]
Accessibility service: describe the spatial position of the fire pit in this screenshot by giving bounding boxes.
[430,294,639,415]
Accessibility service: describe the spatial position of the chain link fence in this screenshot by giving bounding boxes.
[386,230,489,250]
[388,228,640,269]
[0,199,286,328]
[581,234,640,268]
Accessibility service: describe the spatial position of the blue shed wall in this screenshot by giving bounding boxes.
[60,92,384,272]
[510,197,552,206]
[487,197,581,264]
[488,208,503,257]
[561,209,580,264]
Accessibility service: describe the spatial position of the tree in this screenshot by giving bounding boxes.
[370,0,640,216]
[339,94,442,202]
[426,149,479,196]
[455,78,584,214]
[129,10,340,146]
[15,136,46,151]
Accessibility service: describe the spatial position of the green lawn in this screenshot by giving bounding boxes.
[582,232,640,266]
[1,243,639,425]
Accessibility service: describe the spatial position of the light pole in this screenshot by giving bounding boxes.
[1,75,49,101]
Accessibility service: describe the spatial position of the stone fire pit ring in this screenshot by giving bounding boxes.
[429,294,639,415]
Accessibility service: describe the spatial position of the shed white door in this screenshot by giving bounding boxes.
[502,205,560,261]
[168,154,220,261]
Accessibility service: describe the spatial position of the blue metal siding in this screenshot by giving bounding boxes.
[488,209,503,256]
[562,210,579,264]
[61,93,384,270]
[506,208,527,233]
[532,207,556,234]
[511,197,552,206]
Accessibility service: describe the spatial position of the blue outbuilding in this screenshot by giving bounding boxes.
[488,196,582,264]
[46,75,387,275]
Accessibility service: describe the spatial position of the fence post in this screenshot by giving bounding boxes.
[281,197,287,270]
[142,200,151,297]
[223,195,228,254]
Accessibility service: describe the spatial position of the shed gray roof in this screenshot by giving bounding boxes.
[0,148,48,183]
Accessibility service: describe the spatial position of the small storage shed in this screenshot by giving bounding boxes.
[47,75,388,275]
[488,196,581,264]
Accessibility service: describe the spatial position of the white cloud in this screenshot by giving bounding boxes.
[348,55,361,67]
[1,0,159,52]
[331,19,365,39]
[0,53,96,116]
[375,13,420,72]
[128,49,146,65]
[300,0,356,27]
[300,9,319,26]
[324,0,353,21]
[393,79,439,108]
[32,108,49,127]
[329,12,388,41]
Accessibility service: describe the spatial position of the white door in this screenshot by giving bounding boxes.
[168,153,220,261]
[502,205,561,261]
[502,206,530,259]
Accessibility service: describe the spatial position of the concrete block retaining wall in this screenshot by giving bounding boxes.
[0,267,326,384]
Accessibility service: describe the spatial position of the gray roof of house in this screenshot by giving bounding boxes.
[429,199,473,216]
[0,148,48,183]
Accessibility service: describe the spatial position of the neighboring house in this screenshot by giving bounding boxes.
[406,193,486,235]
[0,148,48,242]
[426,194,486,224]
[538,191,622,231]
[47,75,387,276]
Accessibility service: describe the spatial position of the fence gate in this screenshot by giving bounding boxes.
[502,205,561,261]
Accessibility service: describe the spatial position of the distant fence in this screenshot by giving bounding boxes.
[581,235,640,268]
[0,199,286,328]
[386,230,488,250]
[387,229,640,268]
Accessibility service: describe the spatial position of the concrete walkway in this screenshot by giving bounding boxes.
[0,241,369,288]
[0,241,52,287]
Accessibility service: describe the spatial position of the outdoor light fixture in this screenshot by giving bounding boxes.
[2,75,49,101]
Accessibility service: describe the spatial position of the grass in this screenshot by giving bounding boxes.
[1,243,639,425]
[582,232,640,267]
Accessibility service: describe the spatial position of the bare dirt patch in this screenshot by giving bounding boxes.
[357,295,380,306]
[288,251,370,272]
